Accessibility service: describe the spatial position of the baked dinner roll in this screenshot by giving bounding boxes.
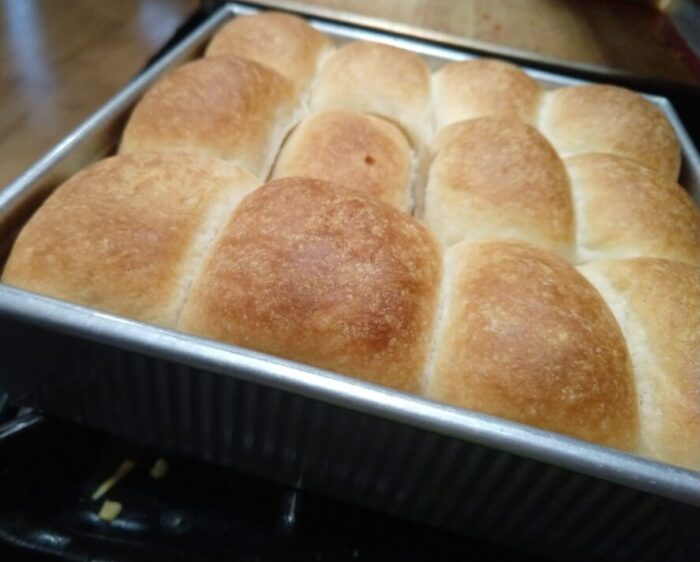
[432,59,542,130]
[539,85,681,180]
[567,153,700,265]
[271,110,414,211]
[120,56,299,179]
[2,153,259,327]
[310,41,431,146]
[178,177,441,392]
[579,258,700,470]
[205,11,333,92]
[425,240,639,450]
[424,117,574,260]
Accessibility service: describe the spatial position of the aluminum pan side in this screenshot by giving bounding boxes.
[1,287,698,505]
[1,2,699,515]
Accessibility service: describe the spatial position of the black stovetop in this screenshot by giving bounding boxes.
[0,406,546,561]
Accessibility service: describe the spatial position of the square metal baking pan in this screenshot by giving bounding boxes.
[1,3,699,560]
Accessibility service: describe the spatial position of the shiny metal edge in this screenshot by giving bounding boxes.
[1,286,698,506]
[658,98,700,193]
[0,2,699,506]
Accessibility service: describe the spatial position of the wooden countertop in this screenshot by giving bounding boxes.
[0,0,197,186]
[1,0,697,186]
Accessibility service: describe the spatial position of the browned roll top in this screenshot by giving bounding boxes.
[432,59,543,129]
[205,11,333,92]
[178,177,441,393]
[120,56,298,179]
[426,240,639,450]
[540,84,681,180]
[580,258,700,470]
[272,110,414,211]
[2,153,259,327]
[566,153,700,265]
[310,41,431,146]
[425,116,574,260]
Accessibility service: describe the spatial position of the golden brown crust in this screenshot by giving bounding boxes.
[425,117,574,259]
[2,153,260,327]
[540,85,681,180]
[579,258,700,469]
[205,11,333,91]
[567,153,700,265]
[178,177,441,392]
[120,56,298,179]
[271,110,413,211]
[433,59,542,130]
[310,41,431,146]
[426,240,639,449]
